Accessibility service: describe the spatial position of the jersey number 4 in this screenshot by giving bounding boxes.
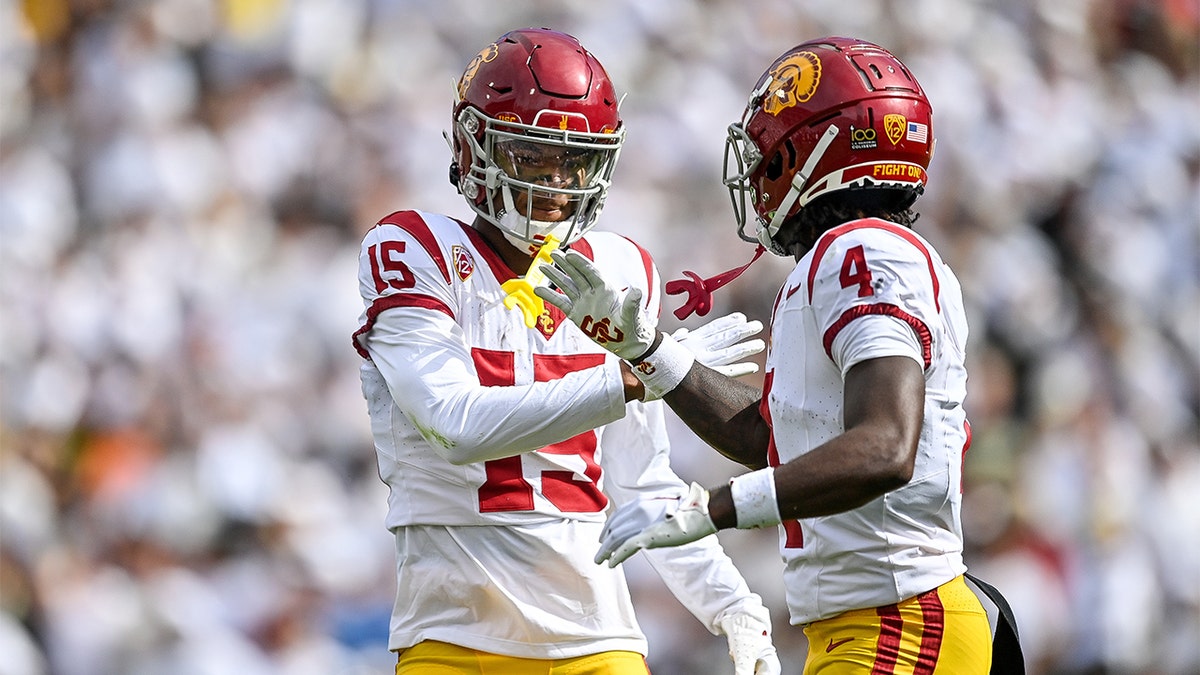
[472,349,609,514]
[839,244,874,297]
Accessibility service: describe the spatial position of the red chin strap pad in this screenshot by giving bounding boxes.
[665,245,766,320]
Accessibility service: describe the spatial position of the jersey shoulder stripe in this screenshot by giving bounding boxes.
[572,236,596,261]
[376,210,452,285]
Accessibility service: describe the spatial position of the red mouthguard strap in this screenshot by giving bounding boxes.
[665,245,766,320]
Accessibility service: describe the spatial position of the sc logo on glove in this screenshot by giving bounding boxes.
[579,316,625,345]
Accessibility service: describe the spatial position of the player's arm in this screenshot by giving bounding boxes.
[707,353,923,528]
[662,364,769,469]
[537,248,769,467]
[599,401,764,614]
[364,308,628,464]
[598,352,924,567]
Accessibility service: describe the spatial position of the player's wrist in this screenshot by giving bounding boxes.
[618,361,647,402]
[628,333,694,401]
[728,467,782,529]
[627,331,664,365]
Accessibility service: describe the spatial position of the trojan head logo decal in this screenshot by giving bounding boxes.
[762,50,822,116]
[457,42,500,100]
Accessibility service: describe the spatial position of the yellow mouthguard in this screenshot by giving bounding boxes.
[502,234,561,328]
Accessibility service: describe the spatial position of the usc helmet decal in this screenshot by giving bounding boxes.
[762,50,822,116]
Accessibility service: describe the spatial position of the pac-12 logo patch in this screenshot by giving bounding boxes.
[884,114,907,145]
[452,245,475,281]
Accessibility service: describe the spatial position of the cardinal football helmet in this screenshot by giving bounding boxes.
[450,28,625,251]
[724,37,934,255]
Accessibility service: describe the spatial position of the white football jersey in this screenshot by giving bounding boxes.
[763,218,971,625]
[355,210,763,656]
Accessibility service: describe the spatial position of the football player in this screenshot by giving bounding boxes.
[538,37,1023,673]
[353,28,780,675]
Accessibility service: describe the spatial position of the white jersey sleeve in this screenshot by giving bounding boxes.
[365,307,626,464]
[807,220,944,376]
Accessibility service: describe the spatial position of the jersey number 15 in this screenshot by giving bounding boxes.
[472,348,609,515]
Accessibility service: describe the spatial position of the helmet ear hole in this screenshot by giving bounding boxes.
[765,152,784,181]
[783,139,797,171]
[764,140,798,182]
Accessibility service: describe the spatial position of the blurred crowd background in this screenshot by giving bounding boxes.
[1,0,1197,673]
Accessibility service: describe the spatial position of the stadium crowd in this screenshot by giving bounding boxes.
[1,0,1196,673]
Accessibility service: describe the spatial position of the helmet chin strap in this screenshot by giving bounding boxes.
[764,125,841,244]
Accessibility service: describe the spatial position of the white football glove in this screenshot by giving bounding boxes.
[594,490,687,565]
[717,606,782,675]
[535,249,658,361]
[673,312,765,378]
[595,482,717,567]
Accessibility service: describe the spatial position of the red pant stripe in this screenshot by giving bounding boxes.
[914,588,945,674]
[871,603,904,674]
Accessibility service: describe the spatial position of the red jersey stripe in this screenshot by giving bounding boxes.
[378,211,452,285]
[822,302,933,369]
[352,293,455,359]
[571,237,596,261]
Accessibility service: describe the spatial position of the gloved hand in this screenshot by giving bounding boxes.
[595,482,717,567]
[535,249,657,361]
[673,312,765,378]
[594,489,687,565]
[717,606,782,675]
